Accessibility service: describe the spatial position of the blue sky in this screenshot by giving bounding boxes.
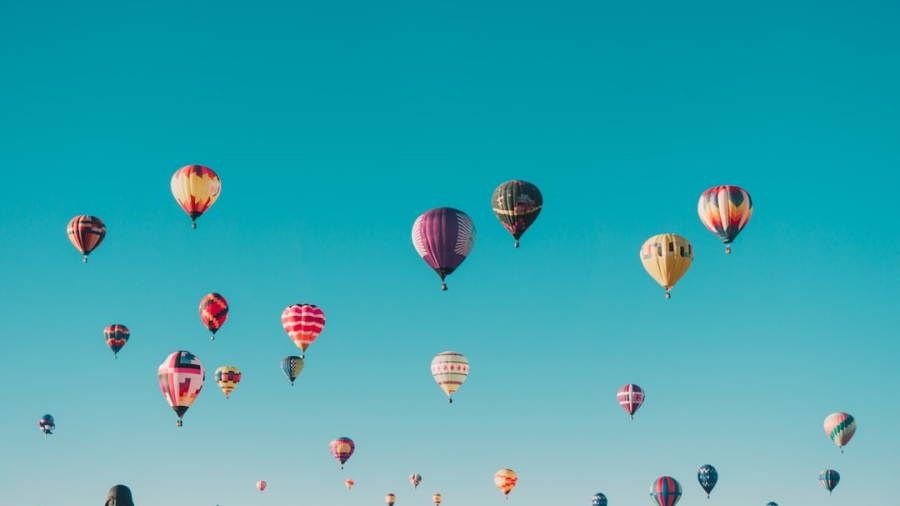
[1,0,898,504]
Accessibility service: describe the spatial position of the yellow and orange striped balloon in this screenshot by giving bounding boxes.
[494,469,518,499]
[171,165,221,228]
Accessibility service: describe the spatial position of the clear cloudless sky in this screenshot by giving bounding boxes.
[1,0,898,505]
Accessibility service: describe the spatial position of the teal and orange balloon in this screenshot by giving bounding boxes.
[104,324,130,359]
[330,437,355,469]
[697,185,753,254]
[492,180,543,247]
[67,215,106,262]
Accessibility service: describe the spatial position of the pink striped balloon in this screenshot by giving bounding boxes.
[256,480,266,492]
[281,304,325,358]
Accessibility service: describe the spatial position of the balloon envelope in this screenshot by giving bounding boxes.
[67,215,106,261]
[39,414,55,436]
[698,464,717,497]
[824,412,856,451]
[199,293,229,339]
[698,185,753,253]
[256,480,266,492]
[432,493,442,504]
[617,383,644,419]
[819,469,840,494]
[640,234,693,298]
[592,492,608,506]
[345,479,354,490]
[494,469,518,498]
[171,165,221,227]
[281,356,305,385]
[214,365,241,398]
[282,304,325,357]
[431,352,469,402]
[104,324,130,358]
[410,473,422,489]
[412,207,476,290]
[650,476,682,506]
[330,437,355,469]
[158,351,205,426]
[492,180,543,247]
[386,493,396,505]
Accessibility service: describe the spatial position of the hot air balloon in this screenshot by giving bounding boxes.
[412,207,476,290]
[617,384,644,420]
[199,292,228,340]
[256,480,266,492]
[345,479,354,490]
[650,476,682,506]
[39,414,55,438]
[104,324,130,359]
[67,215,106,262]
[824,412,856,453]
[214,366,241,399]
[105,485,135,506]
[410,474,422,489]
[433,493,442,505]
[431,351,469,403]
[171,165,221,228]
[698,185,753,254]
[330,437,355,469]
[766,503,778,506]
[819,469,839,495]
[386,493,396,505]
[282,304,325,358]
[158,351,205,426]
[698,465,717,498]
[592,492,608,506]
[492,180,543,247]
[494,469,517,499]
[281,356,305,386]
[640,234,693,298]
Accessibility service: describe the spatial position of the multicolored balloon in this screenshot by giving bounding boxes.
[345,479,354,490]
[330,437,355,469]
[592,492,608,506]
[431,351,469,403]
[282,304,325,358]
[410,473,422,489]
[617,384,644,420]
[39,414,55,438]
[281,356,305,386]
[158,351,205,426]
[386,493,396,505]
[171,165,221,228]
[698,185,753,254]
[640,234,693,298]
[824,412,856,453]
[819,469,840,495]
[256,480,266,492]
[104,324,130,359]
[492,180,543,247]
[494,469,517,499]
[412,207,476,290]
[432,493,442,505]
[199,292,229,340]
[67,215,106,262]
[650,476,682,506]
[214,366,241,399]
[698,464,717,498]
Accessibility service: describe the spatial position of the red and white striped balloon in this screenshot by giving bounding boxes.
[617,384,644,420]
[281,304,325,358]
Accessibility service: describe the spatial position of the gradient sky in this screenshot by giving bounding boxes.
[1,0,898,505]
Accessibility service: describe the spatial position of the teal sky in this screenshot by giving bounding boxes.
[1,0,898,505]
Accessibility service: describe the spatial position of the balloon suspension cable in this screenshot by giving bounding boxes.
[441,282,447,291]
[725,245,731,254]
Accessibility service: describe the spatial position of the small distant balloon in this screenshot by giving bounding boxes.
[345,479,354,490]
[199,292,228,340]
[39,414,55,438]
[819,469,840,495]
[330,437,355,469]
[617,383,644,420]
[410,473,422,489]
[214,366,241,399]
[104,324,130,359]
[67,215,106,262]
[386,493,396,505]
[640,234,693,298]
[492,180,543,247]
[281,356,305,386]
[824,412,856,452]
[494,469,517,499]
[592,492,608,506]
[650,476,682,506]
[766,503,778,506]
[431,351,469,403]
[432,493,442,505]
[698,464,718,498]
[256,480,266,492]
[171,165,221,228]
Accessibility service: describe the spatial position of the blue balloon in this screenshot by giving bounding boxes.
[281,356,304,385]
[591,493,608,506]
[698,464,718,497]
